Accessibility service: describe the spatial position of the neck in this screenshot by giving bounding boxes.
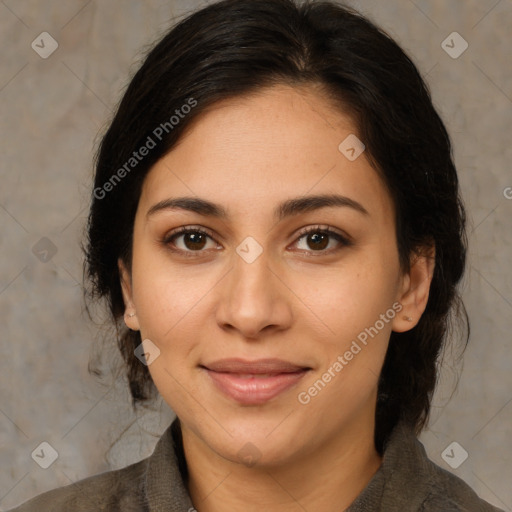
[181,413,382,512]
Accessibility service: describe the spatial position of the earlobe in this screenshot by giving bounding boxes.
[392,244,435,333]
[118,258,140,331]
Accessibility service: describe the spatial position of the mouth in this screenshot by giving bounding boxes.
[200,358,311,405]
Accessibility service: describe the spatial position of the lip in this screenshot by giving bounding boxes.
[201,358,310,405]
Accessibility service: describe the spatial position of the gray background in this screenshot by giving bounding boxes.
[1,0,511,510]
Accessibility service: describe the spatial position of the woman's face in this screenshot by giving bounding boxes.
[119,84,431,467]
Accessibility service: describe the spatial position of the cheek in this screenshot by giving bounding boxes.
[130,244,220,345]
[295,255,398,340]
[294,258,399,406]
[296,267,397,415]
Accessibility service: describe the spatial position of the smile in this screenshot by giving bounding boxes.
[201,358,311,405]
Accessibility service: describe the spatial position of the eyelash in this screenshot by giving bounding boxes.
[162,224,352,258]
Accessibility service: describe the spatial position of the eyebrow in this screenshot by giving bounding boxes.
[146,193,370,221]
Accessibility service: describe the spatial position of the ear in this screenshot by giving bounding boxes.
[118,257,140,331]
[392,242,435,333]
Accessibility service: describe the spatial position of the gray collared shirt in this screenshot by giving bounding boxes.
[7,418,504,511]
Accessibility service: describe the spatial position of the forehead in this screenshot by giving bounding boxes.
[139,84,393,222]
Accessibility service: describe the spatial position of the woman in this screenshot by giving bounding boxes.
[8,0,504,510]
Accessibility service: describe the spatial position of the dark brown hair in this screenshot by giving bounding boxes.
[83,0,469,453]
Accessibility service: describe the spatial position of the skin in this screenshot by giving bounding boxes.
[119,83,435,512]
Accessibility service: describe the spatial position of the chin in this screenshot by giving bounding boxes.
[200,415,309,468]
[219,437,298,469]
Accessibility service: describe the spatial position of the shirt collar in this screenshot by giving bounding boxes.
[145,417,429,511]
[145,417,194,511]
[347,420,433,511]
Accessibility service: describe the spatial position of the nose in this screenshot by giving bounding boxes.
[214,246,293,340]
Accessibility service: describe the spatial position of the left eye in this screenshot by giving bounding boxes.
[294,227,350,253]
[163,225,350,256]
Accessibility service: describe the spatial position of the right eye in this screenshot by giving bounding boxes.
[162,226,221,257]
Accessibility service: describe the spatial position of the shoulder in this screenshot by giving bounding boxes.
[7,419,190,512]
[419,460,505,512]
[367,421,506,512]
[6,458,149,512]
